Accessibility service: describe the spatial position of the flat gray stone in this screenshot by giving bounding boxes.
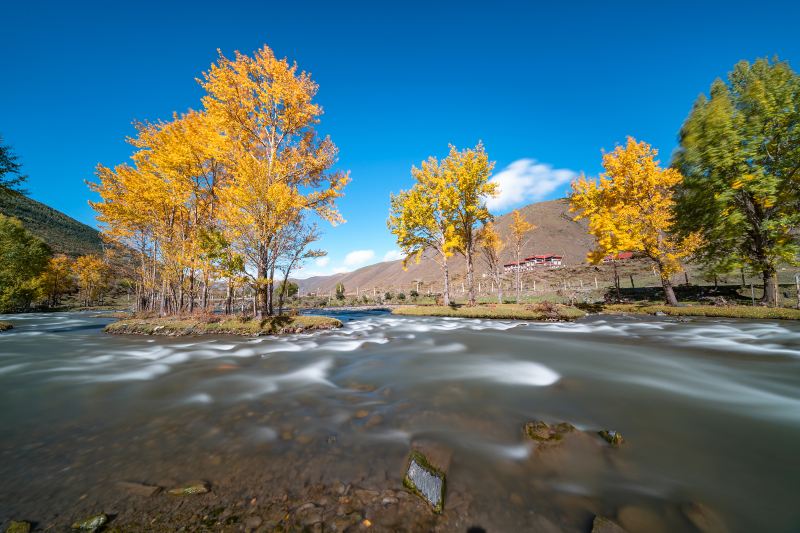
[405,458,444,512]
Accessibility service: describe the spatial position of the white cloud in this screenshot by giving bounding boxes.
[344,249,375,266]
[383,249,404,262]
[486,159,577,212]
[315,256,330,267]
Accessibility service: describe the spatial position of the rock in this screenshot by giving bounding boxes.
[244,516,263,531]
[116,480,162,497]
[592,515,628,533]
[5,521,31,533]
[403,450,446,513]
[332,512,362,532]
[354,409,370,419]
[71,513,108,532]
[168,481,210,496]
[598,430,625,447]
[654,311,667,316]
[618,505,668,533]
[682,502,729,533]
[523,420,576,444]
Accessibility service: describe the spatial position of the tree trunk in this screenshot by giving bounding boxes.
[762,267,778,307]
[613,261,621,302]
[661,275,678,306]
[225,281,233,315]
[442,256,451,306]
[497,274,503,304]
[188,268,195,314]
[466,246,476,306]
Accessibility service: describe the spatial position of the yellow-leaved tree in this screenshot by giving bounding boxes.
[477,221,504,303]
[443,143,497,305]
[201,46,349,317]
[388,155,460,306]
[570,137,701,306]
[74,254,110,307]
[509,210,534,303]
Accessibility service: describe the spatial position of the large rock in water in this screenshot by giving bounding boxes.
[403,441,451,513]
[523,420,577,445]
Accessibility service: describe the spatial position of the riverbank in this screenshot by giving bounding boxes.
[596,303,800,320]
[105,315,342,336]
[392,303,586,320]
[0,321,12,332]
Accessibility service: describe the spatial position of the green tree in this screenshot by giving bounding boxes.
[674,58,800,306]
[0,136,27,194]
[0,215,51,312]
[276,280,299,299]
[335,282,346,300]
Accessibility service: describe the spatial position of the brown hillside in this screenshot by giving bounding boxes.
[295,198,597,295]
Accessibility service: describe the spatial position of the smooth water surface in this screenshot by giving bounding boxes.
[1,311,799,531]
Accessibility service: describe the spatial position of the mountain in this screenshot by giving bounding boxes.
[0,192,103,257]
[294,198,597,295]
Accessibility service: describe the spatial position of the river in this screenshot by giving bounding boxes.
[1,310,799,532]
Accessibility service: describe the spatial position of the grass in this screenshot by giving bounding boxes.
[105,314,342,336]
[392,303,585,321]
[595,303,800,320]
[0,321,13,332]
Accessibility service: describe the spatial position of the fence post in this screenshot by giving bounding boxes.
[630,274,635,289]
[594,276,598,289]
[750,283,755,306]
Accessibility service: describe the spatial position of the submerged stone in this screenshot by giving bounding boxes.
[117,480,161,497]
[5,521,31,533]
[598,430,625,447]
[71,513,108,531]
[524,420,576,444]
[168,481,210,496]
[682,502,730,533]
[591,515,628,533]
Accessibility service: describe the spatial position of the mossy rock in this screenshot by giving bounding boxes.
[0,321,13,332]
[403,450,446,513]
[71,513,108,531]
[524,420,576,443]
[6,521,31,533]
[598,430,625,447]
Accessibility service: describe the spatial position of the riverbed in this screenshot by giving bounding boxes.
[1,311,799,532]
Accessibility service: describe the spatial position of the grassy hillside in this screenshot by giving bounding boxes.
[0,192,103,257]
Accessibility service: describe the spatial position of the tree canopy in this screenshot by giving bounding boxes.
[673,57,800,305]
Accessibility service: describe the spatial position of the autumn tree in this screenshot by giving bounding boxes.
[388,155,460,306]
[571,138,701,306]
[74,254,111,307]
[440,143,497,305]
[673,58,800,306]
[203,46,349,317]
[509,210,534,303]
[38,254,75,307]
[477,222,504,303]
[0,135,27,194]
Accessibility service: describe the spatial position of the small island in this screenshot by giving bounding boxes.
[105,314,341,337]
[0,320,13,332]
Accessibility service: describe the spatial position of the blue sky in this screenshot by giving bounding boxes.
[3,1,799,277]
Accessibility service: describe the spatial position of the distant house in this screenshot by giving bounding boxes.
[602,251,634,263]
[503,254,563,273]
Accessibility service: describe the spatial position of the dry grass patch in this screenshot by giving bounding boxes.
[599,303,800,320]
[105,314,342,336]
[392,303,585,321]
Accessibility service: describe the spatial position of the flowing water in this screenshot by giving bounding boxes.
[1,310,799,532]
